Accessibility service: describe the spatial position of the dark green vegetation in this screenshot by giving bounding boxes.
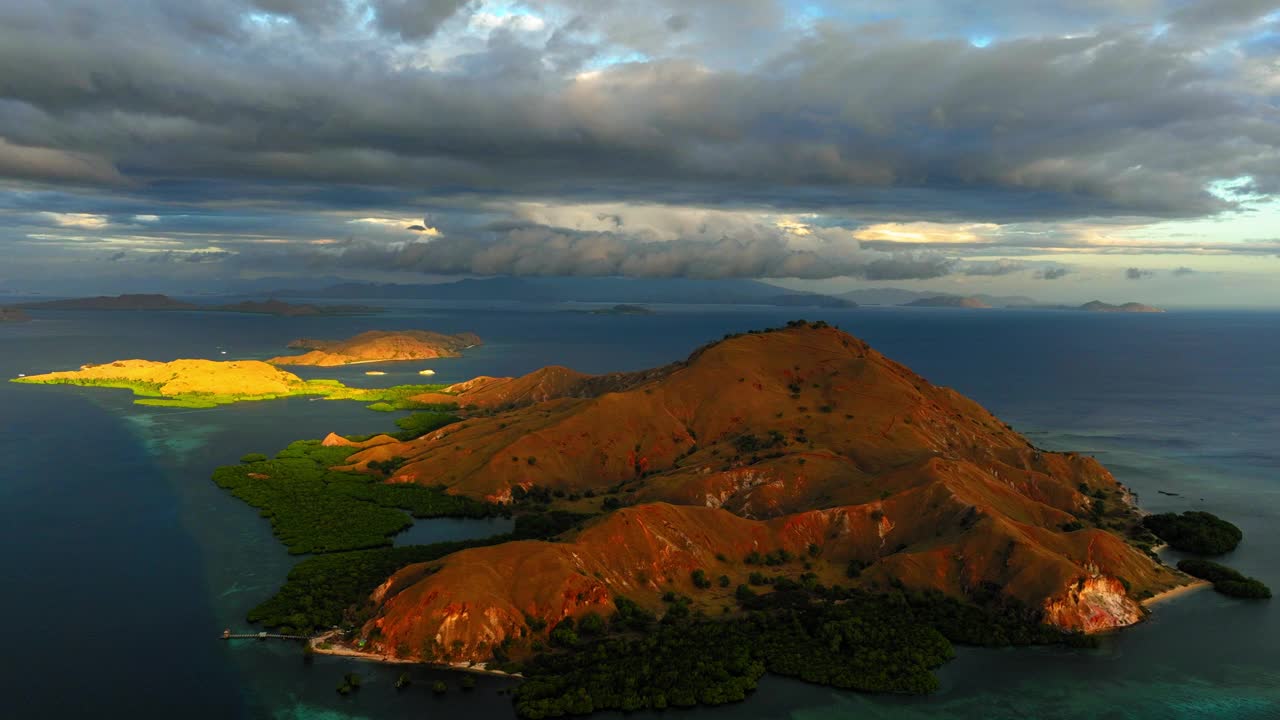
[1143,511,1242,555]
[213,439,494,554]
[512,582,1089,718]
[392,411,460,440]
[1177,559,1272,599]
[215,411,602,635]
[250,539,497,634]
[247,512,594,634]
[11,373,453,411]
[356,384,456,412]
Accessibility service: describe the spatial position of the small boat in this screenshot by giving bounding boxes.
[418,369,436,376]
[365,370,387,376]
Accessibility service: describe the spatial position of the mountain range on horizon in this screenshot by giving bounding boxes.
[3,278,1171,314]
[268,276,858,308]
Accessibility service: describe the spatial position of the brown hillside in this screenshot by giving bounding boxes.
[408,363,674,410]
[334,324,1184,663]
[268,330,482,367]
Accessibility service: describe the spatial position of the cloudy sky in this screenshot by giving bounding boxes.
[2,0,1279,306]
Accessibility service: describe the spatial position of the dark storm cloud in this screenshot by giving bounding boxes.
[1125,267,1155,280]
[309,228,957,280]
[1169,0,1280,33]
[146,250,233,264]
[250,0,349,28]
[1,1,1276,222]
[370,0,471,40]
[1036,267,1071,280]
[2,0,1279,291]
[960,259,1026,276]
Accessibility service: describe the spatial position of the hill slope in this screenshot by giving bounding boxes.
[331,323,1183,663]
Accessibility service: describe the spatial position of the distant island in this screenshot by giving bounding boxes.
[763,293,855,308]
[839,288,1035,307]
[1079,300,1163,313]
[268,330,482,367]
[1018,300,1165,313]
[213,299,380,316]
[17,294,380,316]
[205,321,1240,718]
[19,293,197,311]
[10,358,452,410]
[902,295,991,308]
[0,307,30,322]
[566,304,655,315]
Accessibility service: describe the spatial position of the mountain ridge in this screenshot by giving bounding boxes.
[316,323,1183,665]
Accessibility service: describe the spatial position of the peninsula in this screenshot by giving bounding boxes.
[213,322,1214,717]
[268,330,481,367]
[10,358,452,409]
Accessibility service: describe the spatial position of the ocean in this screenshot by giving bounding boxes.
[1,304,1277,719]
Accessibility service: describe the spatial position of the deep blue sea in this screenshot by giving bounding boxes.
[1,303,1277,719]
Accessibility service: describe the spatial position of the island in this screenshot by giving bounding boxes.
[1079,300,1164,313]
[10,358,453,410]
[566,304,655,315]
[17,294,380,316]
[19,293,198,311]
[0,307,30,322]
[1013,300,1165,313]
[212,299,380,316]
[207,321,1232,718]
[267,330,482,367]
[902,295,992,308]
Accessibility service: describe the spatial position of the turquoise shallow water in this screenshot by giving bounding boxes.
[0,305,1277,719]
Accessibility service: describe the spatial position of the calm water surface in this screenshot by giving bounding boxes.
[0,305,1276,719]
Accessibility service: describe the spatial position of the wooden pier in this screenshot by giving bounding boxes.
[221,628,313,641]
